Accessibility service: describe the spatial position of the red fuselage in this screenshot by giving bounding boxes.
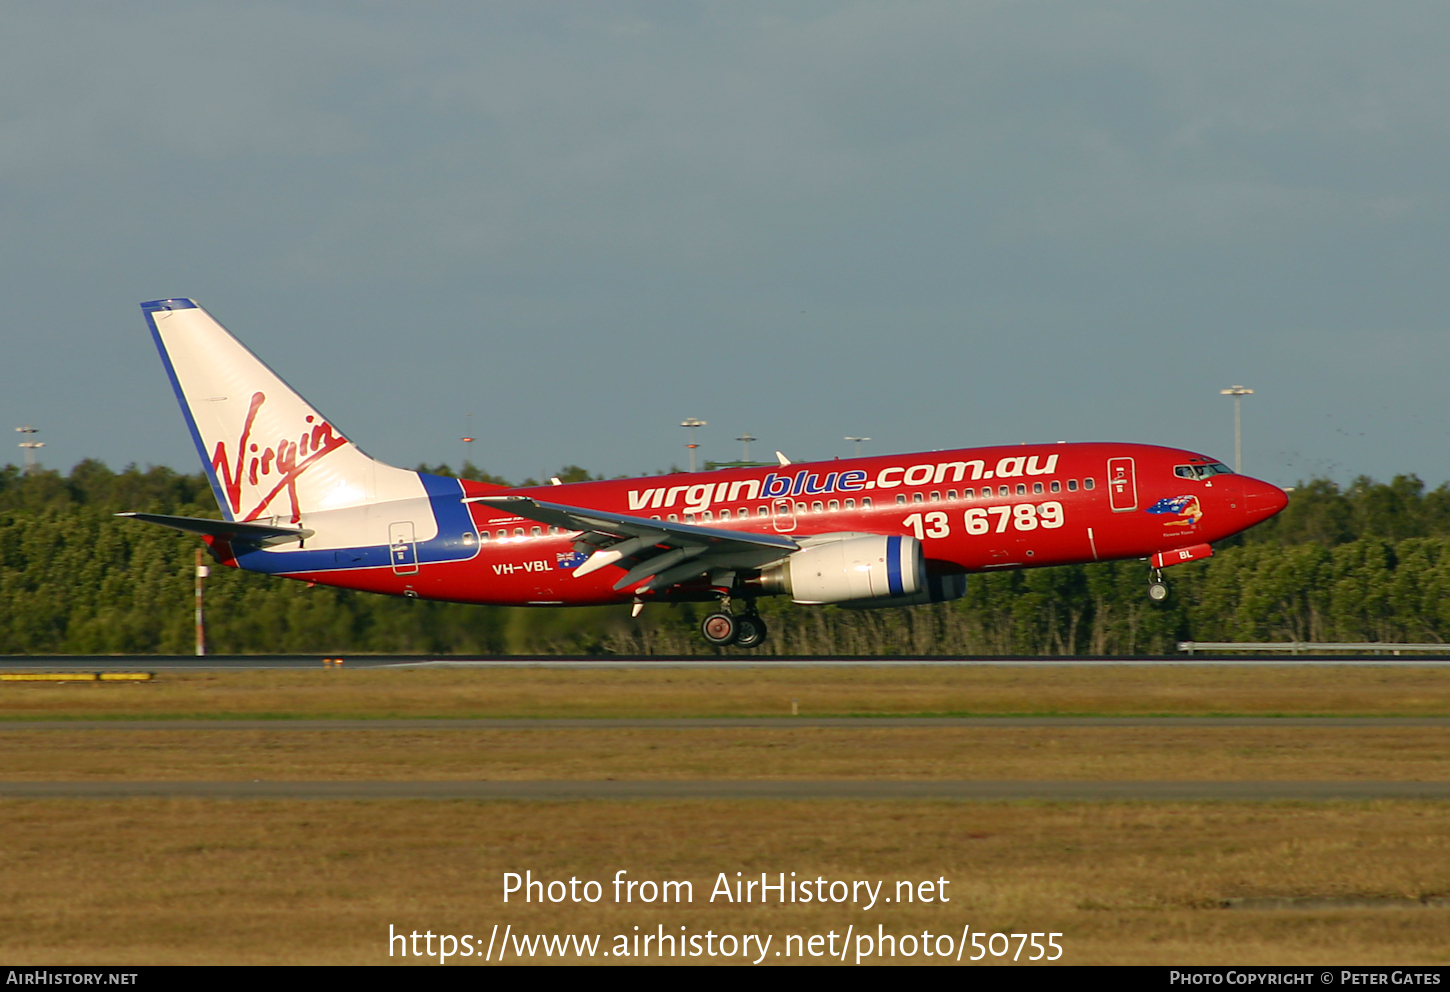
[263,441,1287,607]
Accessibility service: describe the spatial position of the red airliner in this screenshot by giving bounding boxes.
[122,299,1288,648]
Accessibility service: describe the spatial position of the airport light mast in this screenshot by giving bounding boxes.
[681,417,706,472]
[194,548,208,656]
[736,433,757,463]
[15,425,43,474]
[1219,386,1253,473]
[845,436,871,458]
[461,413,474,475]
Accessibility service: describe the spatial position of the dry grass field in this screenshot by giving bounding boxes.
[0,800,1447,965]
[1,725,1448,782]
[0,664,1446,965]
[0,664,1446,719]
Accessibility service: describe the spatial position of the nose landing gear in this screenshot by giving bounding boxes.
[1147,567,1169,602]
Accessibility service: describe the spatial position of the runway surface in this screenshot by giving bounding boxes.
[2,780,1447,800]
[1,717,1448,731]
[5,654,1450,669]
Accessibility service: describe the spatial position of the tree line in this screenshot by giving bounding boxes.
[3,460,1450,655]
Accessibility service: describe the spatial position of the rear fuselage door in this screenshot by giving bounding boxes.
[1107,457,1138,512]
[389,521,419,574]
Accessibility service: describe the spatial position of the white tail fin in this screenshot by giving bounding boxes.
[142,299,425,523]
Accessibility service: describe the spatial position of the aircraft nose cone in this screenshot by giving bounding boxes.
[1242,477,1289,520]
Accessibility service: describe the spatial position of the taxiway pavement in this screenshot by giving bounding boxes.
[5,655,1450,669]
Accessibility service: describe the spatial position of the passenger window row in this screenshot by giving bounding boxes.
[893,479,1094,504]
[477,478,1101,537]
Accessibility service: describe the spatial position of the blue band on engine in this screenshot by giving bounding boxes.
[886,535,903,596]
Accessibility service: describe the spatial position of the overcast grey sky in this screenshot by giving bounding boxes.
[5,1,1450,488]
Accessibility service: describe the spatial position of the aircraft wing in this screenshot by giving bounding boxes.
[116,512,313,545]
[465,495,797,592]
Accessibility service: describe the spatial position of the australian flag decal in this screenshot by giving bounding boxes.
[1146,494,1204,526]
[1147,495,1195,515]
[556,551,589,570]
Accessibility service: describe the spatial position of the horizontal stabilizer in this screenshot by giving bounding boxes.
[116,512,313,544]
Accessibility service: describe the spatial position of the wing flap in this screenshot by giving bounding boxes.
[465,495,796,591]
[464,496,797,551]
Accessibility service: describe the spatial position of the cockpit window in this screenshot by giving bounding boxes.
[1174,462,1234,480]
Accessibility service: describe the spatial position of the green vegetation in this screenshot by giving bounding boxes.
[3,462,1450,655]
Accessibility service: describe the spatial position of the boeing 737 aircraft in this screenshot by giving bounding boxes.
[122,299,1288,648]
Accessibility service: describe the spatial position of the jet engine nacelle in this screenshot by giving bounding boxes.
[838,572,967,609]
[761,535,926,605]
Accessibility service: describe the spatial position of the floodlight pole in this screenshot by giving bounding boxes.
[845,436,871,458]
[194,548,209,657]
[736,433,756,463]
[15,425,43,474]
[461,412,475,475]
[1219,386,1253,474]
[681,418,707,472]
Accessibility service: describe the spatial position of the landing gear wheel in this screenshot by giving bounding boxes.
[1148,581,1169,602]
[701,612,738,647]
[733,615,768,649]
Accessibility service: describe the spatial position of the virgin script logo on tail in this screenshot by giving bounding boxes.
[209,391,349,523]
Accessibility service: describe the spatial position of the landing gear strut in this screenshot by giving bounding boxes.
[1147,567,1169,602]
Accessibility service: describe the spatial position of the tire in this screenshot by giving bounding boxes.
[701,612,738,646]
[733,615,767,649]
[1148,581,1169,602]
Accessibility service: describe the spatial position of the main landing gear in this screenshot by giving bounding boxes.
[701,612,737,646]
[1147,567,1169,602]
[733,614,768,649]
[700,600,769,649]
